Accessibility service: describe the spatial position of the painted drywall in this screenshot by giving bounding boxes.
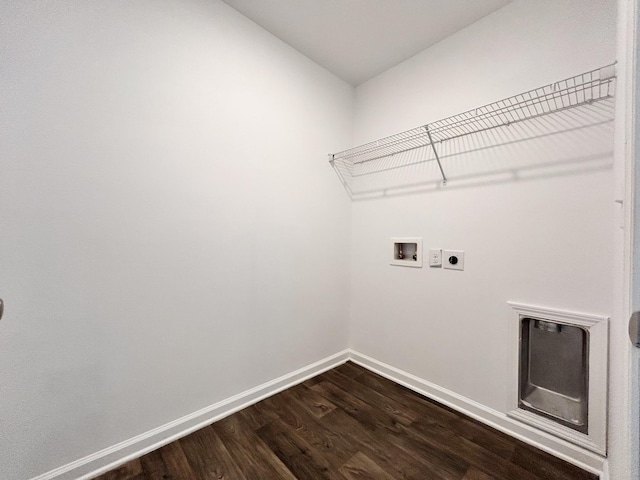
[0,1,353,478]
[632,13,640,475]
[624,0,640,479]
[350,0,619,468]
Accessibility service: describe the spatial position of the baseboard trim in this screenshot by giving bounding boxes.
[33,348,605,479]
[31,350,350,480]
[348,349,605,476]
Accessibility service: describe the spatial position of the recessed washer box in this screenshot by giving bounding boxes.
[391,238,422,268]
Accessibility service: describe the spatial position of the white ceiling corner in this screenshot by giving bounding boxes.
[221,0,512,86]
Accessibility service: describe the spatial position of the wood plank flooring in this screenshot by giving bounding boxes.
[94,362,599,480]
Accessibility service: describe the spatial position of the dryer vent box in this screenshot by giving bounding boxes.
[391,238,422,268]
[507,302,609,455]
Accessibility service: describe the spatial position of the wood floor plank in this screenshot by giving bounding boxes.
[310,379,406,436]
[511,444,598,480]
[139,441,197,480]
[462,467,497,480]
[339,451,396,480]
[262,389,359,465]
[349,364,517,459]
[321,368,418,426]
[311,379,469,479]
[235,396,280,430]
[318,370,542,480]
[257,418,345,480]
[93,362,599,480]
[302,374,326,387]
[178,424,248,480]
[138,451,168,480]
[408,416,541,480]
[342,367,548,480]
[212,412,298,480]
[448,416,516,460]
[288,382,338,418]
[156,441,198,480]
[347,364,465,428]
[320,408,455,480]
[328,366,583,480]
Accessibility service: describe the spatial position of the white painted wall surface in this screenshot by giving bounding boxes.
[350,0,618,465]
[624,0,640,476]
[631,7,640,471]
[0,2,353,479]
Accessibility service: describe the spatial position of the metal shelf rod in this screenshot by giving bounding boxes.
[425,126,447,185]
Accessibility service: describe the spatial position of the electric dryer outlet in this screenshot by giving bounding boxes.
[443,250,464,270]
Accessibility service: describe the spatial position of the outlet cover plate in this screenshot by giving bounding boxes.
[429,249,442,267]
[443,250,464,270]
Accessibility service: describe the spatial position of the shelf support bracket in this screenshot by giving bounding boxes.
[425,125,447,185]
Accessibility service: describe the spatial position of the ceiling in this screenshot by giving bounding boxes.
[221,0,512,86]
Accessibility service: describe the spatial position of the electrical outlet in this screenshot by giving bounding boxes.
[443,250,464,270]
[429,249,442,267]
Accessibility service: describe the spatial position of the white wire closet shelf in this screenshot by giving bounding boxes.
[329,64,616,199]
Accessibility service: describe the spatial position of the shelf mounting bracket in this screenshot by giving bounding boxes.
[425,125,447,185]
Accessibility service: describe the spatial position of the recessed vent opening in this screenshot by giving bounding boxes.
[519,316,589,434]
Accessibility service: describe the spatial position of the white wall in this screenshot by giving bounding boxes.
[626,0,640,476]
[350,0,618,466]
[0,2,353,479]
[632,10,640,472]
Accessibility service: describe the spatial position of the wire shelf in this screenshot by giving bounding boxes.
[330,64,616,198]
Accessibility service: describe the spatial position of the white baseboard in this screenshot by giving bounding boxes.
[348,349,605,476]
[31,350,350,480]
[33,348,605,479]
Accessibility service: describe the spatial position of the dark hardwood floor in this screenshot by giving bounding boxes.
[94,362,598,480]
